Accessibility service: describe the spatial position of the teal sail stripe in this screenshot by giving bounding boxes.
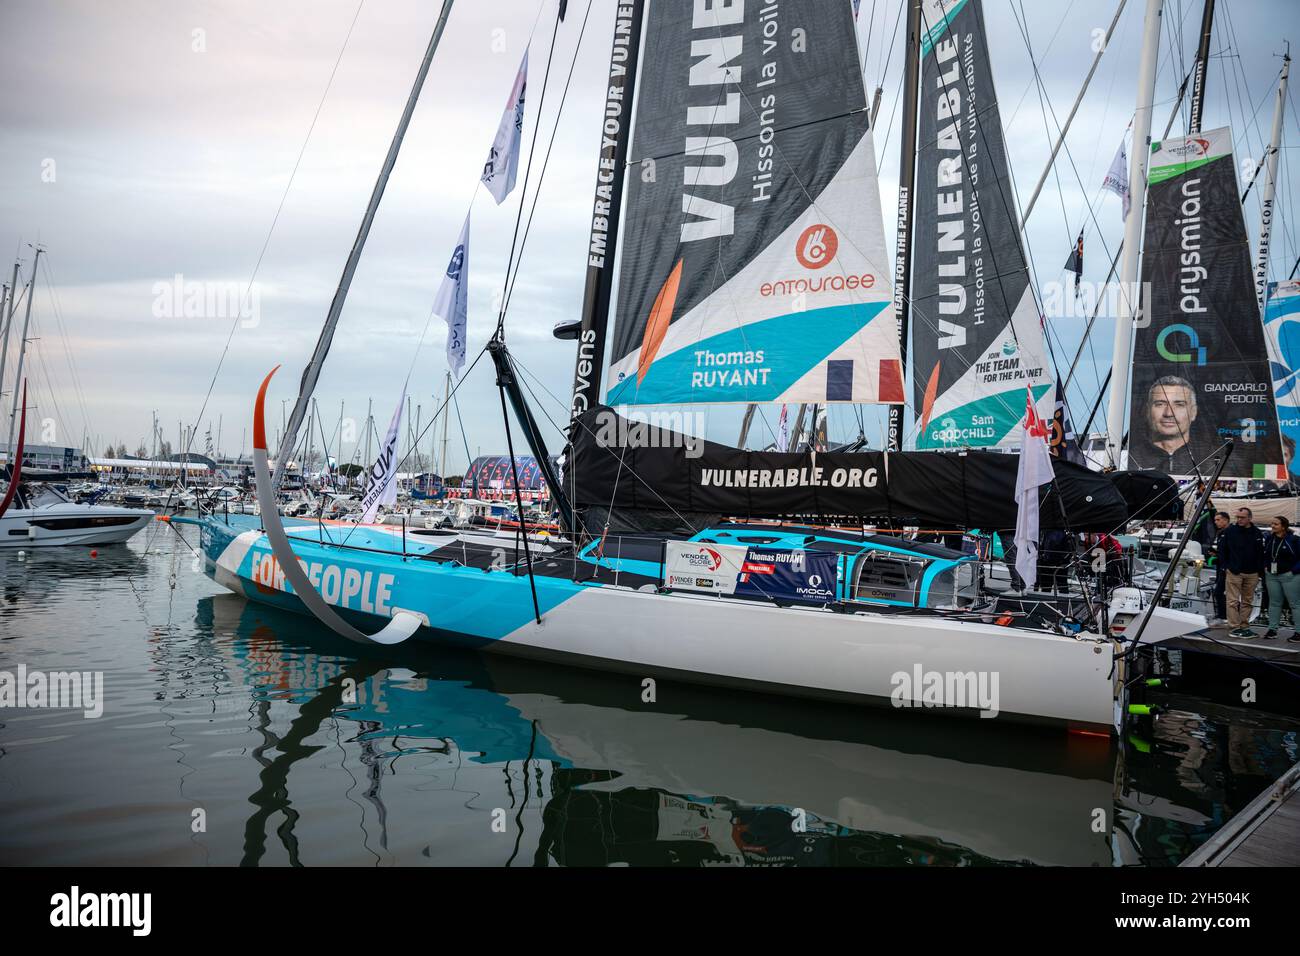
[606,302,889,406]
[918,383,1052,449]
[921,0,970,58]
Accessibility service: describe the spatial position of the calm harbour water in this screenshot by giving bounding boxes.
[1,523,1297,867]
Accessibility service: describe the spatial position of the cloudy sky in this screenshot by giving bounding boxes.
[2,0,1296,472]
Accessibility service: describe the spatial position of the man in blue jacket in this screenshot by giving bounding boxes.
[1219,507,1266,637]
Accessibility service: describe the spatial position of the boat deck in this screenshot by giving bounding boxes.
[1164,626,1300,669]
[1181,761,1300,866]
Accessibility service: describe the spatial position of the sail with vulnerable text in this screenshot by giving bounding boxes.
[909,0,1052,450]
[604,0,903,408]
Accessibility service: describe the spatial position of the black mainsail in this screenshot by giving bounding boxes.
[601,0,903,408]
[1126,128,1285,478]
[908,0,1051,450]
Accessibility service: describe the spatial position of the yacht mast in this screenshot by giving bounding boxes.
[1254,49,1291,313]
[1188,0,1216,133]
[885,0,923,452]
[1019,0,1127,228]
[6,247,42,457]
[737,404,756,448]
[566,0,647,422]
[439,369,451,479]
[272,0,456,490]
[1104,0,1165,468]
[0,262,20,416]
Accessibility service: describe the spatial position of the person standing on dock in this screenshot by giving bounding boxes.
[1220,507,1266,638]
[1208,511,1231,625]
[1260,516,1300,642]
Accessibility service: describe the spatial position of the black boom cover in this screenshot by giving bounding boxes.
[1106,470,1184,522]
[569,407,1131,533]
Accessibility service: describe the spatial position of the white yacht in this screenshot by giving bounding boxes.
[0,481,153,548]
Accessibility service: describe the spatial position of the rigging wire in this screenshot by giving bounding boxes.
[37,255,96,449]
[179,0,369,468]
[873,0,908,101]
[1008,0,1125,423]
[494,5,566,337]
[501,0,597,318]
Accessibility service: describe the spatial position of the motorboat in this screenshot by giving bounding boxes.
[0,481,153,548]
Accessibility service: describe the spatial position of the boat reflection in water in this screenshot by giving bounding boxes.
[197,594,1139,867]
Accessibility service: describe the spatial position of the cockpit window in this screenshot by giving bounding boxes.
[851,550,928,606]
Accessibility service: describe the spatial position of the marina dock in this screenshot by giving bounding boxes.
[1165,628,1300,670]
[1181,761,1300,866]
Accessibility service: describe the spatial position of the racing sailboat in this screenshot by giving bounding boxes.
[188,0,1203,734]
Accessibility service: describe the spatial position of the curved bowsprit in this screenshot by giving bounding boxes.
[251,366,420,646]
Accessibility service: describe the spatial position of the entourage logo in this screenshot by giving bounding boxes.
[0,665,103,718]
[890,665,1000,718]
[50,886,151,936]
[795,224,838,269]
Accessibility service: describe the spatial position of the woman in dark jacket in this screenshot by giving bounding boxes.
[1262,516,1300,641]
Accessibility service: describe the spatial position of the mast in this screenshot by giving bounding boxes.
[737,404,756,448]
[1020,0,1127,228]
[565,0,647,422]
[0,262,20,416]
[885,0,922,452]
[1104,0,1165,468]
[1063,63,1195,394]
[6,248,42,458]
[787,404,808,453]
[411,401,421,475]
[1254,49,1290,314]
[439,369,451,479]
[364,397,372,485]
[307,400,317,485]
[1188,0,1216,133]
[272,0,456,490]
[0,284,8,385]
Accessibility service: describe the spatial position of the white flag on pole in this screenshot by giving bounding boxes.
[1102,130,1131,221]
[1014,389,1054,591]
[434,214,470,377]
[777,404,789,451]
[359,388,406,524]
[481,49,528,204]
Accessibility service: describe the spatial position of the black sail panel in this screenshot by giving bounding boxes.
[604,0,903,407]
[908,0,1052,449]
[570,407,1130,532]
[1127,126,1284,478]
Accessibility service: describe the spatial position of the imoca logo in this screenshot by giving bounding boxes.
[796,224,838,269]
[1156,323,1207,365]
